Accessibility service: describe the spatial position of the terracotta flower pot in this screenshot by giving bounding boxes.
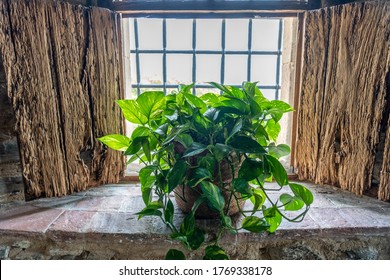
[174,152,245,218]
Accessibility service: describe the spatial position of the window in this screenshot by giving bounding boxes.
[124,18,283,101]
[116,1,301,174]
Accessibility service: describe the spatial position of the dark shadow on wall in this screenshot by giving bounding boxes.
[0,56,25,205]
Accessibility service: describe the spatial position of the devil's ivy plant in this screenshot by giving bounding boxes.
[98,82,313,260]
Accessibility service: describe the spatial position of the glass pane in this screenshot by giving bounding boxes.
[124,18,136,50]
[225,55,247,85]
[259,89,277,100]
[166,19,193,50]
[225,19,248,51]
[195,87,220,96]
[251,55,277,86]
[130,53,138,84]
[138,19,163,50]
[139,54,163,84]
[196,54,221,84]
[166,54,192,84]
[196,19,222,50]
[252,19,279,51]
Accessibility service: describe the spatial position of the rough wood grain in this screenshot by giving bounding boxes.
[86,7,124,186]
[379,78,390,201]
[296,1,390,200]
[0,0,124,198]
[295,9,330,182]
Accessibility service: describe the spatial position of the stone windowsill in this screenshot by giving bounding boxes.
[0,182,389,260]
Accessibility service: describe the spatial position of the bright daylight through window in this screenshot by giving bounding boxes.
[120,16,298,174]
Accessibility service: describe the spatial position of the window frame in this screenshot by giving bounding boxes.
[113,0,309,18]
[114,0,306,177]
[128,18,284,98]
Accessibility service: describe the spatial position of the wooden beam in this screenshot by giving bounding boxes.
[290,12,304,171]
[114,0,309,17]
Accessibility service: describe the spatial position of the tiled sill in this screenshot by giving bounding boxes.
[0,182,389,259]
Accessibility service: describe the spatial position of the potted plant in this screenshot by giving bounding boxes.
[98,82,313,260]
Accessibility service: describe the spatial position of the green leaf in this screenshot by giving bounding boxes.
[184,92,207,113]
[280,193,304,211]
[163,124,190,145]
[180,211,195,236]
[249,188,266,214]
[142,138,151,162]
[116,100,147,125]
[222,215,233,228]
[232,178,252,196]
[139,166,157,185]
[183,142,207,157]
[141,181,153,205]
[229,136,266,154]
[289,183,314,206]
[165,249,186,260]
[97,134,130,151]
[136,91,165,121]
[136,208,162,219]
[139,166,155,204]
[228,119,243,140]
[268,144,290,159]
[167,160,188,193]
[124,137,144,156]
[209,82,232,94]
[187,168,212,188]
[211,143,231,161]
[200,93,220,105]
[203,245,229,260]
[198,154,216,171]
[265,119,281,141]
[131,126,150,139]
[242,216,270,233]
[166,111,178,122]
[176,134,193,148]
[200,181,225,213]
[238,158,263,181]
[155,123,169,136]
[223,86,245,99]
[263,206,282,233]
[204,108,221,122]
[265,155,288,187]
[216,99,248,115]
[164,199,174,224]
[187,228,205,250]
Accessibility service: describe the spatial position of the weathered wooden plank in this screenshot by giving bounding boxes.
[4,0,69,197]
[380,112,390,201]
[86,7,124,185]
[296,1,390,200]
[295,9,330,182]
[46,2,91,193]
[0,0,124,198]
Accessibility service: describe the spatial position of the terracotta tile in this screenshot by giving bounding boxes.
[0,205,63,233]
[48,210,96,233]
[70,196,126,212]
[31,195,86,210]
[118,196,145,213]
[85,184,142,197]
[310,195,335,208]
[308,208,356,229]
[87,212,172,235]
[338,207,390,228]
[278,214,320,231]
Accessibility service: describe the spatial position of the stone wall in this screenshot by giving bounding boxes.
[0,230,389,260]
